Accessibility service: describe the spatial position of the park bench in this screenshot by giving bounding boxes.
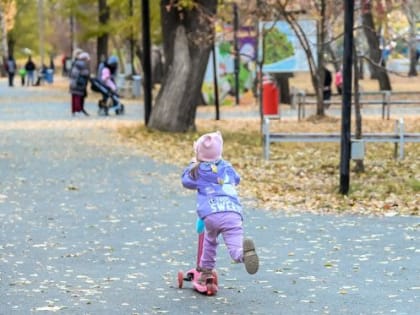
[262,116,420,160]
[291,90,420,121]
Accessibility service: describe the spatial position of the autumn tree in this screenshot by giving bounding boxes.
[147,0,218,132]
[97,0,109,65]
[256,0,340,116]
[0,0,17,61]
[402,0,420,76]
[360,0,391,90]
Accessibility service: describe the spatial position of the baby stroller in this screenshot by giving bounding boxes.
[90,77,125,116]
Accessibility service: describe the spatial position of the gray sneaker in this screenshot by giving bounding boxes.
[243,238,259,274]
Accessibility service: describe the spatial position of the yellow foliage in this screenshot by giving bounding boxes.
[0,0,17,31]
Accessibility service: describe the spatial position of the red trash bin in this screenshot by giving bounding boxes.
[262,79,280,115]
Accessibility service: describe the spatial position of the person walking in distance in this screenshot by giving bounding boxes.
[6,55,17,87]
[181,131,259,285]
[19,66,26,86]
[99,56,119,107]
[24,56,36,86]
[69,52,91,116]
[335,66,343,95]
[323,65,333,108]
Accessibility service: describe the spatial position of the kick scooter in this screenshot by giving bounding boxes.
[177,220,218,295]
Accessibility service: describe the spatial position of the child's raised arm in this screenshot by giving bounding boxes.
[181,163,198,189]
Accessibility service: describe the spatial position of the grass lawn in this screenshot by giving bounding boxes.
[56,72,420,216]
[120,115,419,216]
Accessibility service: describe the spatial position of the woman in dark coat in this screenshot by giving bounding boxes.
[69,52,90,116]
[6,55,17,87]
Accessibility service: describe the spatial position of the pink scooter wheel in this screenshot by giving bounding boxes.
[206,281,218,296]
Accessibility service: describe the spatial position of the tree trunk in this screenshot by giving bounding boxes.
[151,46,164,85]
[0,7,7,77]
[0,9,7,53]
[316,1,327,116]
[353,43,364,173]
[361,0,391,90]
[148,0,217,132]
[404,1,418,76]
[408,41,418,77]
[97,0,109,69]
[278,3,323,117]
[136,44,164,85]
[7,36,14,58]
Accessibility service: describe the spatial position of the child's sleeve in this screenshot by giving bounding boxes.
[181,164,198,189]
[230,166,241,185]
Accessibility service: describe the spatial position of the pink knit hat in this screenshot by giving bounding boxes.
[194,131,223,162]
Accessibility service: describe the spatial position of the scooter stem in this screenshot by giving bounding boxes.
[196,232,204,268]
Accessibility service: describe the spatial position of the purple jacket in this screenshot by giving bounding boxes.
[181,159,243,219]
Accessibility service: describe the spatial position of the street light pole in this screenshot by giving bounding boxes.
[339,0,354,194]
[142,0,152,125]
[233,2,240,106]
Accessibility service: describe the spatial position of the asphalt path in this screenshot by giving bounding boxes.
[0,78,419,314]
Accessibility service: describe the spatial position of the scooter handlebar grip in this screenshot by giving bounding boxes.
[196,218,205,234]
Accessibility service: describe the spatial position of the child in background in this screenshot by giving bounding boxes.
[19,66,26,86]
[335,66,343,95]
[100,56,118,107]
[181,131,259,284]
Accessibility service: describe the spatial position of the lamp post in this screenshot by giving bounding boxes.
[142,0,152,125]
[233,2,240,105]
[339,0,354,194]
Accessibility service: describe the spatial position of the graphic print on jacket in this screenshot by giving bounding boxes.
[181,159,243,220]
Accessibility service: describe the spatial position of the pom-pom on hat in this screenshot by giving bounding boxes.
[194,131,223,162]
[78,52,90,61]
[72,48,83,60]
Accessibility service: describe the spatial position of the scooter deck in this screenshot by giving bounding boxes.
[177,232,218,295]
